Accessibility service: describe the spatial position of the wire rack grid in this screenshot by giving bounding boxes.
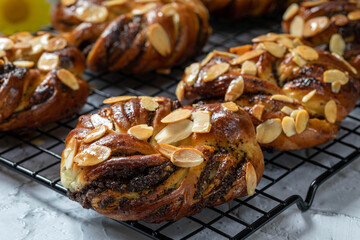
[1,16,360,240]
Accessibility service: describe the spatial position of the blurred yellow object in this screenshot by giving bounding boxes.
[0,0,50,35]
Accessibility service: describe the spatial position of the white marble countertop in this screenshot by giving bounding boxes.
[1,156,360,240]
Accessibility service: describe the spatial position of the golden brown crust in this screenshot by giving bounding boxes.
[60,96,264,223]
[52,0,211,73]
[282,0,360,76]
[177,33,359,151]
[0,32,89,131]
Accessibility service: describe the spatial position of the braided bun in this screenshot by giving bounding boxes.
[52,0,211,73]
[0,32,89,131]
[282,0,360,76]
[176,33,359,151]
[61,96,263,222]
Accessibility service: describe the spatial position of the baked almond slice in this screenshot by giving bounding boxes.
[170,148,204,168]
[303,16,330,38]
[245,162,257,196]
[231,49,265,65]
[63,136,78,170]
[175,81,185,101]
[75,4,109,23]
[161,109,192,123]
[61,0,77,6]
[323,69,348,85]
[38,53,59,72]
[103,96,137,104]
[295,110,309,134]
[155,143,179,159]
[74,145,112,167]
[225,76,244,101]
[296,46,318,61]
[192,111,211,133]
[203,62,230,82]
[290,16,304,37]
[148,23,171,57]
[222,102,239,112]
[154,119,193,145]
[324,100,337,123]
[0,38,14,50]
[283,3,299,21]
[282,117,296,137]
[140,97,159,111]
[90,114,114,129]
[184,63,201,86]
[84,125,108,143]
[256,118,282,144]
[57,69,79,90]
[302,90,316,103]
[128,124,154,140]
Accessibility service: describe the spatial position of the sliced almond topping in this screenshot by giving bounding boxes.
[140,97,159,111]
[331,80,342,93]
[296,45,319,60]
[128,124,154,140]
[290,109,301,120]
[184,63,200,86]
[348,10,360,20]
[192,111,211,133]
[302,89,316,103]
[302,0,328,7]
[201,52,214,66]
[203,62,230,82]
[293,38,304,47]
[148,23,171,57]
[37,53,59,72]
[290,16,304,37]
[283,3,299,21]
[90,114,113,129]
[13,60,34,68]
[231,49,265,65]
[161,109,192,123]
[329,34,346,56]
[176,81,185,101]
[154,143,179,159]
[303,16,330,38]
[61,0,77,6]
[222,102,239,112]
[282,117,296,137]
[103,96,137,104]
[331,52,357,75]
[63,136,78,170]
[74,145,112,167]
[291,49,307,67]
[246,162,257,196]
[251,104,265,121]
[44,37,67,52]
[324,100,337,123]
[0,50,5,58]
[154,119,193,144]
[103,0,127,7]
[323,69,348,84]
[75,4,108,23]
[295,109,309,134]
[84,125,108,143]
[14,42,31,51]
[256,118,282,144]
[225,76,244,101]
[241,60,257,76]
[271,94,293,103]
[262,42,286,58]
[57,69,79,90]
[281,106,294,115]
[161,4,177,16]
[229,44,252,55]
[331,14,349,26]
[170,148,204,168]
[277,37,294,49]
[252,33,279,43]
[132,3,157,15]
[213,50,237,58]
[0,38,14,50]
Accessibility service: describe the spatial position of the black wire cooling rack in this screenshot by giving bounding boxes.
[1,16,360,240]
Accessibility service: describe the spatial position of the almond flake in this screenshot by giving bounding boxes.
[295,109,309,134]
[84,125,108,143]
[44,37,67,52]
[290,16,304,36]
[229,44,252,55]
[175,81,185,101]
[37,53,59,72]
[348,10,360,20]
[252,33,279,43]
[241,60,257,75]
[262,41,286,58]
[331,53,357,75]
[282,117,296,137]
[90,114,113,129]
[132,3,157,15]
[225,76,244,101]
[74,145,112,167]
[184,63,200,86]
[0,38,14,50]
[203,62,230,82]
[154,119,193,144]
[140,97,159,111]
[213,50,237,58]
[331,80,342,93]
[324,100,337,123]
[191,111,211,133]
[331,14,349,26]
[103,96,137,104]
[231,49,265,65]
[201,52,214,66]
[251,104,265,121]
[291,49,307,67]
[154,144,179,159]
[148,23,171,56]
[14,42,31,51]
[13,60,34,68]
[61,0,77,6]
[246,162,257,196]
[290,109,301,119]
[271,94,293,103]
[170,148,204,168]
[103,0,127,7]
[256,118,282,144]
[329,34,346,56]
[57,69,79,90]
[281,106,294,115]
[323,69,348,84]
[303,16,330,37]
[277,37,294,49]
[128,124,154,140]
[302,89,316,103]
[222,102,239,112]
[302,0,328,7]
[75,4,108,23]
[296,45,319,60]
[63,136,78,170]
[283,3,299,21]
[161,109,192,123]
